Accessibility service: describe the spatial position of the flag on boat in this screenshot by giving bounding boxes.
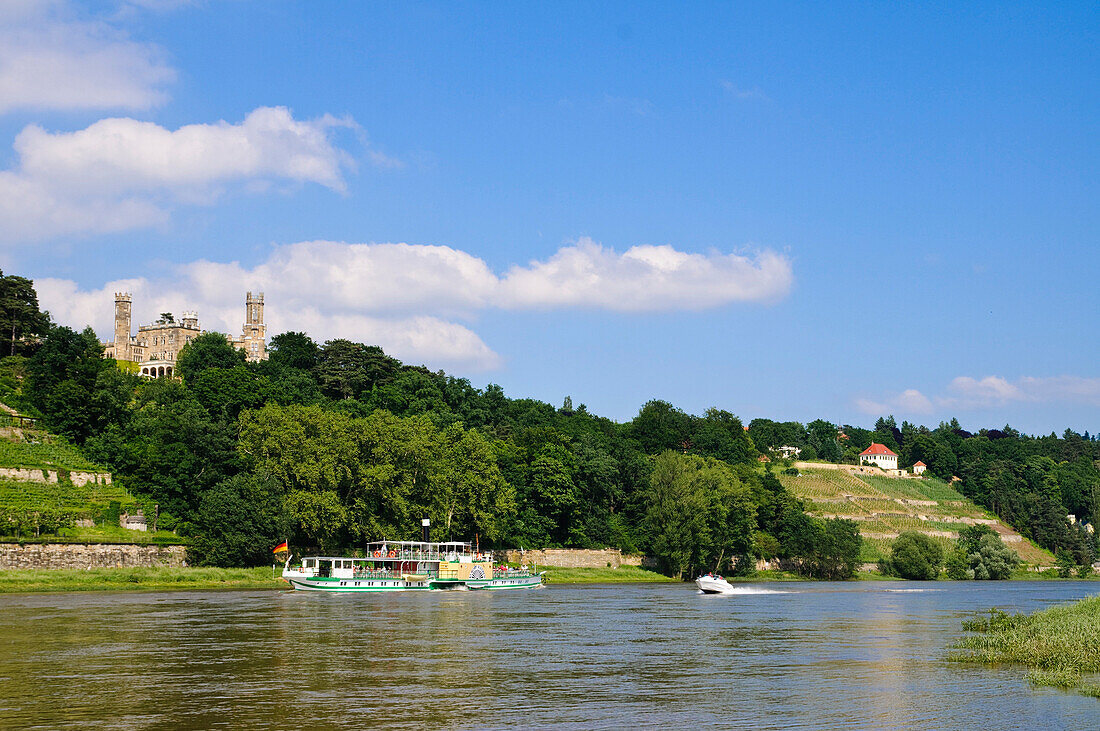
[272,541,288,554]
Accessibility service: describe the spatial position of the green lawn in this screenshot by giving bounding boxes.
[541,565,678,584]
[0,566,286,593]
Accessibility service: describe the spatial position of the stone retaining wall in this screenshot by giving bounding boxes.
[496,548,645,568]
[0,543,187,569]
[0,468,112,486]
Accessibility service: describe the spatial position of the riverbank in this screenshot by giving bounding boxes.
[949,595,1100,697]
[542,565,677,584]
[0,566,285,593]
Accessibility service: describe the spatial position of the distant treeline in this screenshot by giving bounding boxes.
[0,270,1095,574]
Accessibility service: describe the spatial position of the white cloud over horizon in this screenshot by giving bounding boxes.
[35,238,794,372]
[0,0,175,114]
[0,107,357,243]
[856,375,1100,418]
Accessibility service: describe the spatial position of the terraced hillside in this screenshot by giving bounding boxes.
[779,464,1053,565]
[0,418,147,537]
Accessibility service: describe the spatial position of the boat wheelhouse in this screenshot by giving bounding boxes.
[282,540,543,592]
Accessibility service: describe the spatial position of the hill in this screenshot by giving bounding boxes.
[778,463,1053,565]
[0,410,171,542]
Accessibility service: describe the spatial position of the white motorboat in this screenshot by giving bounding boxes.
[695,573,736,594]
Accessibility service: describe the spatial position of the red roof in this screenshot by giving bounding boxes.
[913,460,926,466]
[860,443,897,457]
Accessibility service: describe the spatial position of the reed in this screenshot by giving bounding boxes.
[950,597,1100,696]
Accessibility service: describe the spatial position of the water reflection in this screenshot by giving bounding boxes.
[0,582,1096,729]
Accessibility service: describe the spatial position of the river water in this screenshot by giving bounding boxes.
[0,581,1097,729]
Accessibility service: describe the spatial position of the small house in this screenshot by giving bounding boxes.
[859,443,898,470]
[912,460,927,476]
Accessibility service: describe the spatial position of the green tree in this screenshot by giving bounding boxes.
[176,332,245,384]
[630,400,693,454]
[642,451,710,578]
[268,331,320,371]
[0,271,50,357]
[25,325,107,442]
[800,518,862,579]
[959,532,1020,580]
[887,531,944,580]
[85,379,239,519]
[188,473,291,567]
[316,339,399,400]
[693,408,756,464]
[1055,549,1076,578]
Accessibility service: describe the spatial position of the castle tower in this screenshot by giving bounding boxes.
[113,293,132,362]
[180,311,199,330]
[241,291,267,362]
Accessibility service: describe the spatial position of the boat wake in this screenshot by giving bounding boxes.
[698,586,786,595]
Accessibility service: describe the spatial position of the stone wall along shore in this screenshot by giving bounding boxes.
[0,543,186,570]
[496,548,645,568]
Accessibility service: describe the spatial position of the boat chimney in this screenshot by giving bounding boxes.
[422,518,430,542]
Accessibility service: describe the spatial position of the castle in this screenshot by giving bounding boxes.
[104,292,268,377]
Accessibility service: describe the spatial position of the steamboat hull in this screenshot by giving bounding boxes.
[285,574,544,592]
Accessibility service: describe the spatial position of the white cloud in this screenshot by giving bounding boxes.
[499,238,793,311]
[35,238,793,372]
[942,376,1024,408]
[0,0,175,114]
[0,107,356,243]
[720,80,768,102]
[857,375,1100,417]
[855,388,933,416]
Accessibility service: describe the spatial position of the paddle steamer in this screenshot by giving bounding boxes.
[282,531,543,593]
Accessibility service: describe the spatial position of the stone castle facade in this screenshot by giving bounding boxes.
[104,292,268,377]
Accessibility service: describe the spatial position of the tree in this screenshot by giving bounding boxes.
[25,326,107,442]
[693,408,756,465]
[188,473,291,567]
[630,400,693,454]
[176,332,245,384]
[642,452,756,578]
[268,331,320,371]
[188,366,271,421]
[955,531,1020,580]
[800,518,862,579]
[0,272,50,357]
[887,531,944,580]
[85,379,239,519]
[316,339,399,400]
[642,452,710,578]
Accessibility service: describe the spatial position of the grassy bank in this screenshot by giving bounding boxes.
[541,565,678,584]
[0,566,286,594]
[949,595,1100,697]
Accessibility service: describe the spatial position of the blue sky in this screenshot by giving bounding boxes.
[2,1,1098,434]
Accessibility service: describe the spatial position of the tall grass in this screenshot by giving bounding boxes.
[949,597,1100,697]
[0,566,285,593]
[542,565,678,584]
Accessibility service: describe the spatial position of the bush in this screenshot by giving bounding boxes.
[888,531,944,580]
[945,552,969,580]
[963,533,1020,580]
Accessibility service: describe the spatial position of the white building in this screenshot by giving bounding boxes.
[859,443,898,470]
[912,460,927,476]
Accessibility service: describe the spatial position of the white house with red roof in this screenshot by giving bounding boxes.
[859,443,898,470]
[912,460,927,476]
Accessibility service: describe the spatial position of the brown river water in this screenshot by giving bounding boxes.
[0,581,1097,729]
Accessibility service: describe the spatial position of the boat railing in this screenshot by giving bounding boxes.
[350,569,440,579]
[361,550,490,562]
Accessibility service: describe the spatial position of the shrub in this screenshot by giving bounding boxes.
[888,531,944,580]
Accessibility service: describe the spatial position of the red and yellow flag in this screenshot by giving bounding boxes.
[272,541,288,554]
